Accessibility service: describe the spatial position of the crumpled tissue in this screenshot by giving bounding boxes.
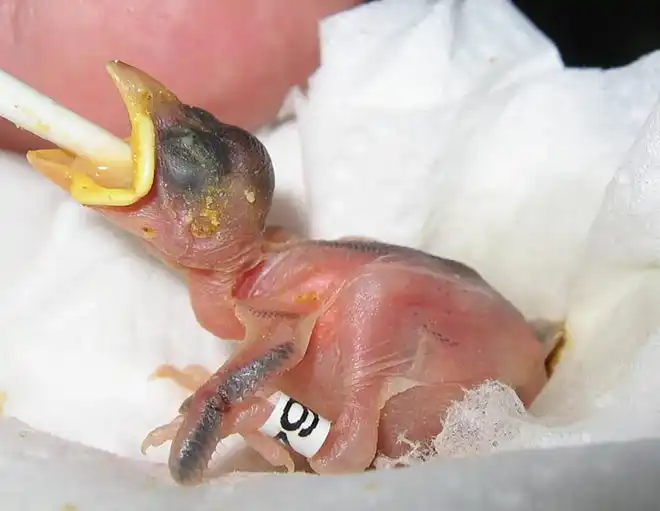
[2,0,660,508]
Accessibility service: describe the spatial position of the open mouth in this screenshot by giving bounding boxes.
[25,61,179,208]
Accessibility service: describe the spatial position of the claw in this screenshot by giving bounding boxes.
[26,61,179,207]
[142,414,185,455]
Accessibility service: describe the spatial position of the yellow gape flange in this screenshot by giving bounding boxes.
[25,60,178,207]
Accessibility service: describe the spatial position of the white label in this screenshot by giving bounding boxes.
[258,392,332,458]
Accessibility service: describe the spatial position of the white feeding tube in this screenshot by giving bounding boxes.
[0,68,132,166]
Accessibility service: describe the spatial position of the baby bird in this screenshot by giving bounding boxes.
[27,62,557,486]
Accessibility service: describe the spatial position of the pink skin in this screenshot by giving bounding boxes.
[31,69,553,486]
[0,0,362,153]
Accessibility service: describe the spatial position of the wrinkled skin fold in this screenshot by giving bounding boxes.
[27,62,559,486]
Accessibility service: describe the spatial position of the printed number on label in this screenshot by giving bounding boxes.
[275,398,320,447]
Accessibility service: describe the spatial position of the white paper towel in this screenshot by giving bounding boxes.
[2,0,660,508]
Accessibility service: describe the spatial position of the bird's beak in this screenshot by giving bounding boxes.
[26,61,180,207]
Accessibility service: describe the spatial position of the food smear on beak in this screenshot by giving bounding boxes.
[23,61,169,207]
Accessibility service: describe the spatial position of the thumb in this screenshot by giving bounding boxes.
[0,0,361,153]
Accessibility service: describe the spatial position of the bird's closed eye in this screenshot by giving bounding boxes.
[157,124,232,193]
